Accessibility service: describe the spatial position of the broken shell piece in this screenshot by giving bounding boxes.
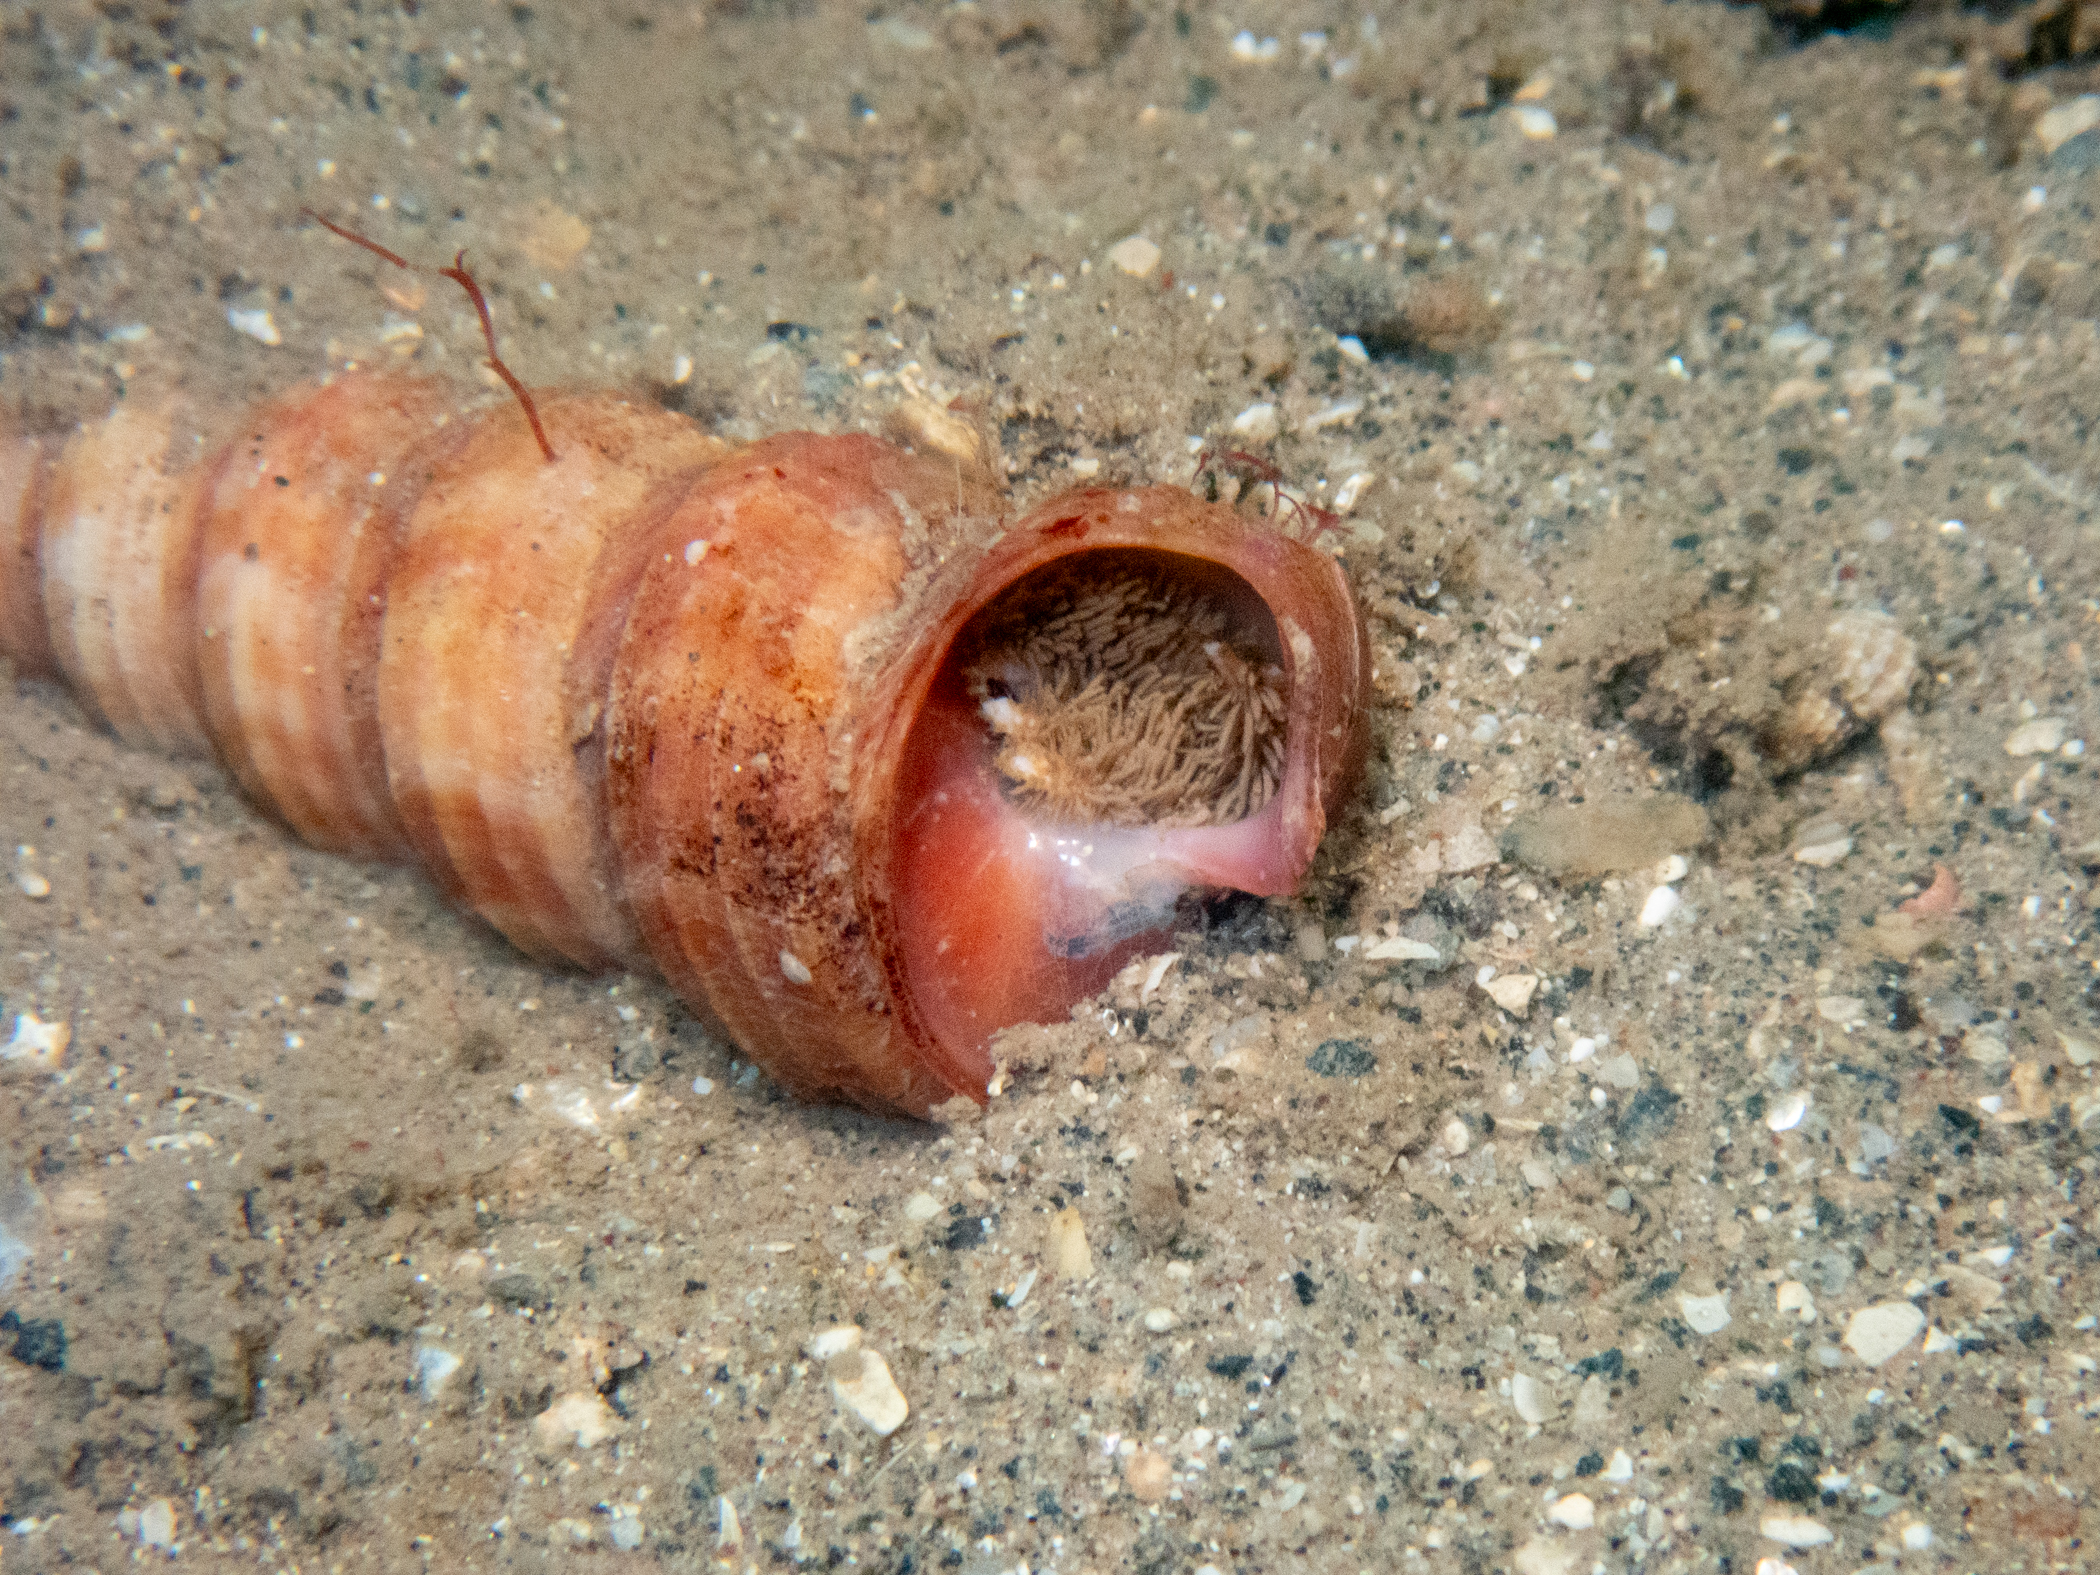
[1766,1090,1810,1132]
[532,1391,619,1449]
[2004,717,2066,756]
[1897,863,1960,918]
[2,1012,69,1071]
[1790,819,1853,868]
[1363,934,1442,963]
[1483,972,1539,1014]
[1759,1515,1833,1549]
[1844,1300,1925,1365]
[1762,610,1917,773]
[1126,1448,1172,1502]
[1775,1281,1817,1323]
[1548,1493,1595,1529]
[1048,1206,1093,1278]
[806,1324,863,1361]
[1511,1372,1548,1424]
[1679,1291,1731,1334]
[827,1344,910,1436]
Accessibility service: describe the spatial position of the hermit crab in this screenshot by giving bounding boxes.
[0,247,1368,1117]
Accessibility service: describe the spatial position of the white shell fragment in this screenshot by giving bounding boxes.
[1364,935,1442,962]
[2004,717,2066,756]
[1637,885,1680,927]
[413,1344,462,1400]
[1049,1207,1093,1278]
[532,1391,619,1449]
[1775,1281,1817,1323]
[1107,235,1162,277]
[1759,1515,1833,1548]
[1843,1301,1926,1366]
[828,1344,909,1436]
[1484,973,1540,1015]
[1679,1291,1732,1334]
[1547,1493,1594,1529]
[1766,1090,1810,1132]
[1231,401,1280,441]
[1791,819,1854,867]
[2036,95,2100,155]
[3,1012,70,1071]
[806,1324,863,1360]
[227,306,282,345]
[1511,1372,1547,1424]
[1511,105,1558,140]
[119,1498,178,1549]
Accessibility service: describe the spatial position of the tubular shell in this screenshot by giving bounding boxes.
[1,374,1369,1116]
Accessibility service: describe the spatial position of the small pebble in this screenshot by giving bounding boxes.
[1604,1186,1633,1212]
[1049,1207,1093,1278]
[1791,829,1853,867]
[3,1012,70,1071]
[1363,934,1441,962]
[1511,105,1558,140]
[1142,1308,1177,1333]
[1511,1372,1547,1424]
[2003,717,2066,756]
[1547,1492,1594,1529]
[1775,1281,1816,1322]
[1758,1514,1833,1548]
[136,1498,177,1549]
[15,870,50,900]
[2035,95,2100,155]
[1440,1117,1470,1156]
[1597,1053,1640,1090]
[806,1325,862,1360]
[1603,1449,1634,1482]
[1126,1448,1172,1502]
[1637,885,1679,927]
[1129,1153,1185,1252]
[903,1191,941,1224]
[1766,1090,1809,1132]
[227,306,282,345]
[608,1508,645,1551]
[1231,401,1279,440]
[1844,1301,1926,1366]
[1901,1521,1933,1551]
[1484,973,1539,1014]
[1815,996,1865,1025]
[532,1392,619,1449]
[413,1344,461,1400]
[1679,1291,1731,1334]
[1107,235,1162,277]
[828,1345,909,1436]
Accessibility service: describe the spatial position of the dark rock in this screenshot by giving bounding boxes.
[1,1310,66,1372]
[1306,1038,1377,1078]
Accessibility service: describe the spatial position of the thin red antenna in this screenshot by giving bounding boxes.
[302,208,413,270]
[301,207,556,464]
[439,252,555,464]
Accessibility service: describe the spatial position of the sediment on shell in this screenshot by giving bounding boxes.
[0,379,1370,1117]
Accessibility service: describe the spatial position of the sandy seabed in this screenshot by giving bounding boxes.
[3,2,2098,1571]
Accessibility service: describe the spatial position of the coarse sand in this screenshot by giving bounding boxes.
[3,2,2098,1571]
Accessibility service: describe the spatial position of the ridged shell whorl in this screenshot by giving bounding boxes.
[0,372,1369,1116]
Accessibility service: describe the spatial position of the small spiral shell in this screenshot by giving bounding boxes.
[1761,609,1919,774]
